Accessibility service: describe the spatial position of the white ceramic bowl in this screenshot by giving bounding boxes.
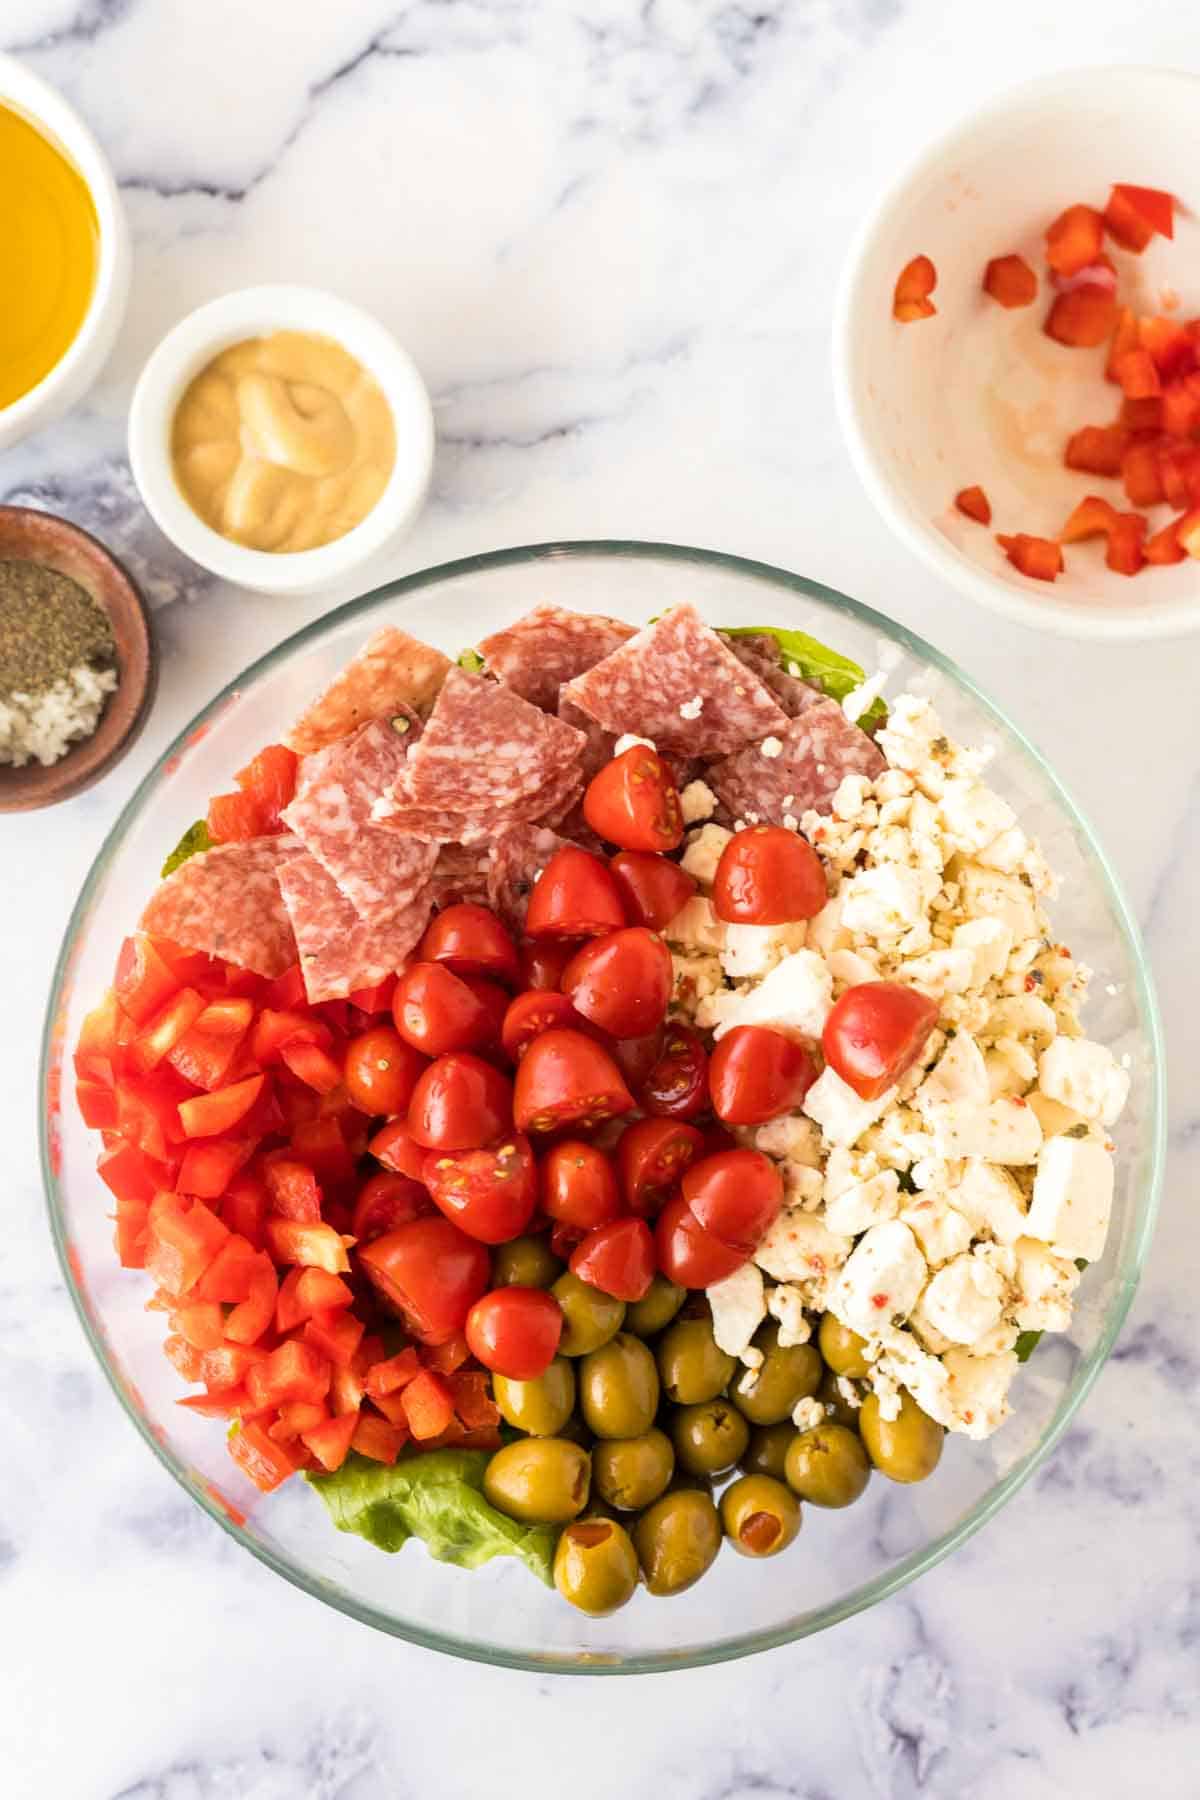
[0,54,131,450]
[128,285,434,596]
[834,66,1200,642]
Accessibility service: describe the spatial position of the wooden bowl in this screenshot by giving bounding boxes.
[0,505,156,813]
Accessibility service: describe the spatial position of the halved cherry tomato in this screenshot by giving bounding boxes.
[654,1191,745,1289]
[609,1029,665,1095]
[407,1053,514,1151]
[608,850,696,933]
[616,1117,705,1216]
[570,1217,655,1302]
[368,1117,428,1180]
[893,254,936,323]
[351,1170,432,1243]
[358,1215,491,1343]
[465,1286,562,1379]
[712,826,827,925]
[541,1139,622,1232]
[460,975,509,1049]
[422,1135,537,1243]
[561,928,673,1039]
[392,962,497,1058]
[513,1029,634,1134]
[519,937,579,991]
[582,746,684,852]
[548,1220,585,1263]
[709,1026,816,1126]
[342,1025,427,1116]
[639,1024,709,1120]
[682,1149,783,1255]
[822,980,939,1100]
[525,847,627,939]
[501,990,588,1063]
[417,903,521,987]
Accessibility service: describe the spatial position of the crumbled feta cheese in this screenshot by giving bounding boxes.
[766,1282,811,1346]
[791,1395,825,1432]
[833,773,873,820]
[679,778,716,824]
[955,864,1040,941]
[975,826,1031,875]
[720,921,806,982]
[1025,1136,1114,1262]
[692,987,744,1034]
[937,778,1016,856]
[986,995,1058,1053]
[754,1115,822,1165]
[842,864,940,940]
[754,1208,853,1289]
[835,1375,862,1411]
[670,952,724,1010]
[917,1031,990,1110]
[875,694,942,776]
[830,1220,927,1337]
[1011,1236,1081,1333]
[952,917,1013,986]
[823,1170,901,1236]
[681,823,732,887]
[1038,1038,1130,1125]
[760,735,783,759]
[953,1160,1029,1245]
[803,1067,896,1147]
[707,1262,767,1360]
[842,672,888,724]
[919,1253,1006,1346]
[900,1195,975,1266]
[664,894,727,954]
[714,947,832,1043]
[827,947,878,988]
[678,695,703,721]
[613,733,655,756]
[874,1333,952,1426]
[985,1042,1037,1099]
[928,1095,1043,1164]
[781,1163,824,1210]
[807,895,849,956]
[900,947,976,998]
[1025,1090,1086,1139]
[942,1347,1018,1439]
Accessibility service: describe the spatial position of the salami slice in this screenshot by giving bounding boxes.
[277,854,431,1004]
[285,628,451,755]
[722,634,826,720]
[562,604,787,757]
[428,843,491,911]
[707,700,885,825]
[487,824,568,935]
[140,836,305,978]
[478,606,635,713]
[558,693,616,781]
[281,717,437,926]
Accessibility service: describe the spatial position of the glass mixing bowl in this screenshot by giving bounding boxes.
[40,542,1164,1673]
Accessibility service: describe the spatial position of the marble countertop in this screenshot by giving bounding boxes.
[2,3,1198,1795]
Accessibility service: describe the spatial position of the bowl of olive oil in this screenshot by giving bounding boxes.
[0,54,130,449]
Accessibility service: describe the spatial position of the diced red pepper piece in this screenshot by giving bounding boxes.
[128,988,208,1076]
[1157,442,1200,511]
[302,1410,358,1472]
[1119,397,1163,433]
[996,533,1064,582]
[1104,183,1174,252]
[76,1078,118,1130]
[279,1041,343,1095]
[200,1342,269,1392]
[268,1399,328,1443]
[145,1196,230,1295]
[178,1075,265,1140]
[417,1423,503,1453]
[264,1218,351,1273]
[288,1116,355,1186]
[172,1299,226,1351]
[264,1157,323,1223]
[1139,316,1196,382]
[893,254,936,322]
[348,976,397,1014]
[177,1387,254,1420]
[295,1267,353,1314]
[1045,203,1104,277]
[450,1370,502,1430]
[113,1198,150,1268]
[367,1388,414,1427]
[116,1068,191,1161]
[1058,495,1120,543]
[1113,349,1161,400]
[226,1420,295,1492]
[234,743,299,832]
[1045,286,1118,349]
[168,1025,244,1093]
[74,990,135,1085]
[302,1308,365,1368]
[400,1368,456,1440]
[1064,424,1128,477]
[207,789,266,845]
[421,1332,471,1375]
[365,1347,423,1399]
[982,254,1037,308]
[194,1232,259,1302]
[329,1363,366,1417]
[274,1267,308,1333]
[97,1140,170,1206]
[224,1252,279,1345]
[1160,382,1200,440]
[350,1413,406,1464]
[1106,512,1147,577]
[1105,306,1139,383]
[954,485,991,524]
[267,965,308,1011]
[176,1137,253,1200]
[1178,507,1200,558]
[1145,516,1187,565]
[249,1339,331,1411]
[114,935,181,1026]
[220,1173,269,1249]
[163,1333,204,1382]
[251,1009,332,1066]
[1122,441,1166,507]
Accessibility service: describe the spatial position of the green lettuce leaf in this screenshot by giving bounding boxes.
[457,649,485,673]
[1014,1330,1043,1363]
[306,1449,558,1583]
[161,819,212,878]
[723,625,887,727]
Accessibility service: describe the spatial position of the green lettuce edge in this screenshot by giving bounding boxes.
[161,819,212,878]
[724,624,887,727]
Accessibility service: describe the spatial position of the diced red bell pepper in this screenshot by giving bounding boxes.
[296,1267,353,1314]
[1120,397,1163,433]
[220,1173,269,1249]
[163,1333,204,1382]
[264,1157,323,1223]
[400,1369,456,1440]
[196,996,255,1037]
[1177,507,1200,558]
[1122,441,1166,507]
[194,1232,260,1302]
[893,254,936,322]
[1157,443,1200,511]
[128,988,208,1076]
[1161,382,1200,440]
[168,1020,248,1092]
[177,1075,265,1141]
[251,1008,332,1066]
[113,1198,150,1268]
[225,1252,279,1345]
[450,1370,502,1430]
[266,964,307,1010]
[116,1068,192,1160]
[1105,306,1139,383]
[206,789,265,845]
[114,936,181,1026]
[275,1075,323,1132]
[350,1413,406,1464]
[177,1387,254,1419]
[279,1041,343,1095]
[348,976,397,1014]
[302,1410,358,1472]
[368,1387,415,1427]
[234,743,298,832]
[145,1196,230,1295]
[996,533,1064,582]
[1139,316,1196,382]
[288,1116,355,1186]
[75,991,136,1085]
[1145,516,1187,565]
[417,1423,503,1453]
[365,1347,422,1399]
[1058,495,1120,543]
[1104,183,1174,252]
[76,1078,118,1130]
[367,1118,428,1181]
[1045,203,1104,277]
[226,1419,295,1492]
[1064,424,1127,477]
[329,1362,367,1417]
[982,254,1037,308]
[275,1267,309,1333]
[1045,286,1117,349]
[1113,349,1161,400]
[264,1218,351,1273]
[249,1339,332,1410]
[201,1342,269,1392]
[97,1140,171,1206]
[303,1308,365,1368]
[268,1399,328,1443]
[176,1137,254,1200]
[954,485,991,524]
[1105,512,1147,577]
[172,1299,226,1351]
[421,1332,471,1375]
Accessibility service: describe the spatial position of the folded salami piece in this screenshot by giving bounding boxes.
[140,835,305,978]
[277,853,432,1005]
[285,627,451,755]
[427,843,492,911]
[487,823,568,936]
[561,603,787,757]
[707,700,885,825]
[478,606,635,713]
[281,717,438,927]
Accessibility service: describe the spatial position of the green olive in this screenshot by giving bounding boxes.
[592,1427,675,1511]
[719,1473,801,1559]
[784,1423,871,1508]
[740,1422,798,1483]
[492,1234,563,1289]
[625,1275,686,1338]
[493,1357,576,1437]
[633,1488,722,1596]
[555,1413,594,1449]
[816,1367,862,1432]
[579,1333,660,1440]
[553,1517,640,1616]
[818,1312,871,1379]
[731,1324,822,1426]
[552,1272,626,1357]
[482,1438,591,1525]
[656,1315,737,1405]
[671,1399,750,1478]
[859,1391,944,1484]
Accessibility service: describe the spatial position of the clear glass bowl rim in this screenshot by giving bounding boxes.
[38,539,1166,1674]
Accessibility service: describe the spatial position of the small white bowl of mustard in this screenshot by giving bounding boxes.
[0,54,131,450]
[128,285,435,596]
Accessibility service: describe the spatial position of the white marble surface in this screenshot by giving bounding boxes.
[1,3,1198,1795]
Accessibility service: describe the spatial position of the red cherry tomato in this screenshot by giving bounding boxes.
[518,937,581,991]
[561,928,673,1039]
[422,1134,537,1243]
[513,1028,634,1134]
[460,974,509,1050]
[700,1121,739,1159]
[358,1215,490,1343]
[407,1052,513,1151]
[541,1138,623,1232]
[609,850,697,933]
[822,981,940,1101]
[549,1219,585,1262]
[525,847,627,939]
[570,1217,655,1302]
[392,963,496,1058]
[712,826,828,925]
[340,1025,426,1118]
[709,1025,817,1126]
[616,1117,705,1216]
[639,1024,709,1119]
[501,990,589,1064]
[367,1117,428,1180]
[465,1286,563,1379]
[583,746,684,852]
[610,1029,665,1094]
[351,1170,432,1243]
[418,903,521,987]
[682,1148,783,1255]
[654,1191,746,1289]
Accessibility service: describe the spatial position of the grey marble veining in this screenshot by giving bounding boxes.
[1,2,1199,1796]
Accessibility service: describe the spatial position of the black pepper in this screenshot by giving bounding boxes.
[0,560,115,697]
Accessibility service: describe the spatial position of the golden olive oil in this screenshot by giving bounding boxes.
[0,101,99,409]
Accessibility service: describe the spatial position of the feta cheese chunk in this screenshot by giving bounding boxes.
[900,947,975,999]
[706,1262,767,1360]
[830,1220,927,1337]
[952,917,1013,987]
[942,1347,1018,1440]
[928,1096,1043,1164]
[803,1066,897,1147]
[670,953,723,1011]
[841,863,940,941]
[917,1031,989,1110]
[1038,1038,1130,1126]
[986,995,1057,1054]
[901,1195,975,1267]
[720,922,806,981]
[665,895,727,953]
[754,1115,822,1165]
[679,779,716,824]
[919,1253,1005,1346]
[1025,1135,1114,1262]
[680,824,732,887]
[765,1282,811,1346]
[823,1169,901,1236]
[1011,1236,1081,1333]
[754,1208,853,1288]
[955,864,1039,941]
[714,948,833,1042]
[953,1160,1029,1245]
[937,778,1016,856]
[792,1395,825,1432]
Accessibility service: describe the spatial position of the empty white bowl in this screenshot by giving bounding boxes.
[834,65,1200,642]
